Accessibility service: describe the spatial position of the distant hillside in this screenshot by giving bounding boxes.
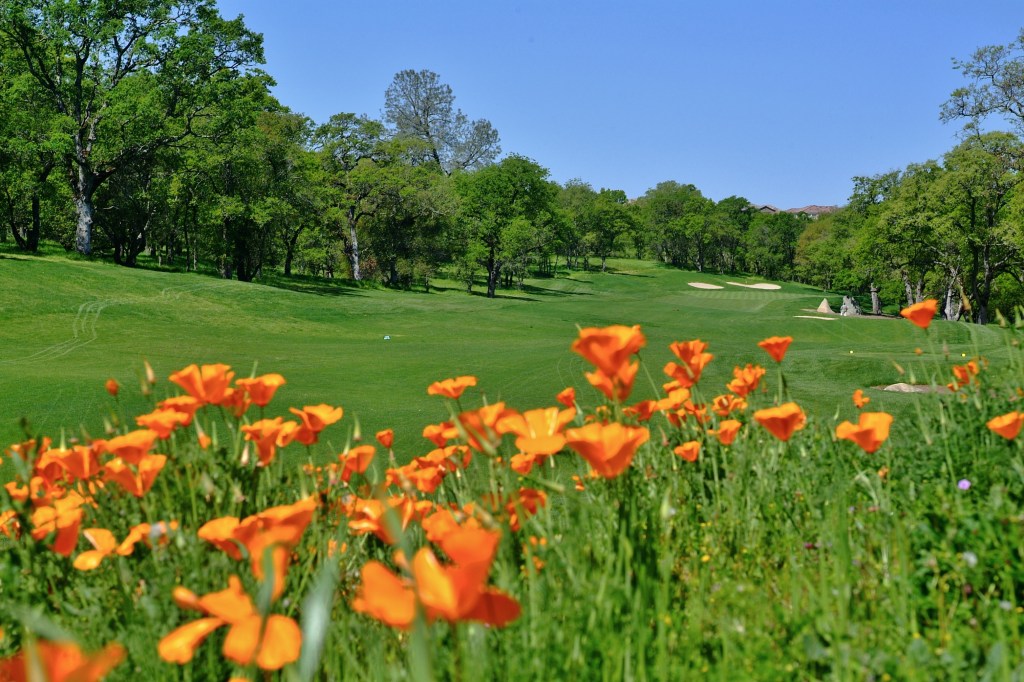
[785,204,839,218]
[749,204,839,217]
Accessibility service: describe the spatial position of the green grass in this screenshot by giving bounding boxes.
[0,251,1005,452]
[4,250,1024,680]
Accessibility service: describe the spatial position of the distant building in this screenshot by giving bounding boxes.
[750,203,780,214]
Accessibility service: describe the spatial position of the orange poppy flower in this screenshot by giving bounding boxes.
[852,389,870,409]
[427,375,478,399]
[97,429,158,465]
[674,441,701,462]
[135,408,191,439]
[158,575,301,670]
[498,406,576,456]
[340,445,376,482]
[422,421,453,447]
[157,395,202,425]
[455,403,514,453]
[835,411,894,453]
[900,299,938,329]
[35,445,102,484]
[656,386,691,411]
[352,527,520,629]
[758,336,793,363]
[104,378,120,397]
[168,363,235,405]
[421,507,481,544]
[343,495,432,544]
[564,421,650,479]
[30,491,87,556]
[0,640,125,681]
[235,373,287,407]
[987,411,1024,440]
[571,324,646,377]
[503,487,547,532]
[289,404,344,446]
[103,454,167,497]
[387,461,445,494]
[375,428,394,449]
[197,516,243,559]
[709,419,742,446]
[201,498,317,599]
[241,417,298,465]
[663,339,714,388]
[509,452,541,474]
[753,402,806,442]
[727,364,766,398]
[681,400,711,424]
[711,393,747,417]
[624,399,658,422]
[951,361,980,389]
[74,527,118,571]
[73,522,174,570]
[0,510,19,538]
[585,361,640,402]
[218,387,252,419]
[556,386,576,408]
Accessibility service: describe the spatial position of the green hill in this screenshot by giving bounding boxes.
[0,252,1006,452]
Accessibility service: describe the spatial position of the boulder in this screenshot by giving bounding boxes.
[840,295,863,316]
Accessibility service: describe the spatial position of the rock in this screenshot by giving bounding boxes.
[816,298,835,314]
[882,383,952,394]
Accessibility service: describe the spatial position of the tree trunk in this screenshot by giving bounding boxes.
[220,219,233,279]
[486,247,500,298]
[870,283,881,315]
[284,228,302,277]
[347,208,361,280]
[73,193,95,256]
[901,271,914,307]
[28,191,41,252]
[71,154,100,256]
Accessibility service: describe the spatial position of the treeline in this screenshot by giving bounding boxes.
[0,0,815,298]
[795,130,1024,324]
[5,2,1024,319]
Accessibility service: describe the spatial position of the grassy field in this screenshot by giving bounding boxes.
[3,250,1024,681]
[0,250,1004,452]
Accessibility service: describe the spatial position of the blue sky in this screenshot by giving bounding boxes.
[214,1,1022,208]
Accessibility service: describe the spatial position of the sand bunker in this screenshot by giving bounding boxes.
[793,315,837,321]
[726,282,782,290]
[688,282,724,290]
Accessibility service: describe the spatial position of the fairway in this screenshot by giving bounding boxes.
[0,252,1007,452]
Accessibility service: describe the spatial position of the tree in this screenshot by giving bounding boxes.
[586,189,634,272]
[384,69,500,175]
[709,196,752,273]
[0,38,67,251]
[636,181,709,269]
[0,0,265,255]
[313,113,390,280]
[941,131,1024,323]
[870,162,951,311]
[555,180,596,270]
[454,155,557,298]
[744,212,805,281]
[942,28,1024,132]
